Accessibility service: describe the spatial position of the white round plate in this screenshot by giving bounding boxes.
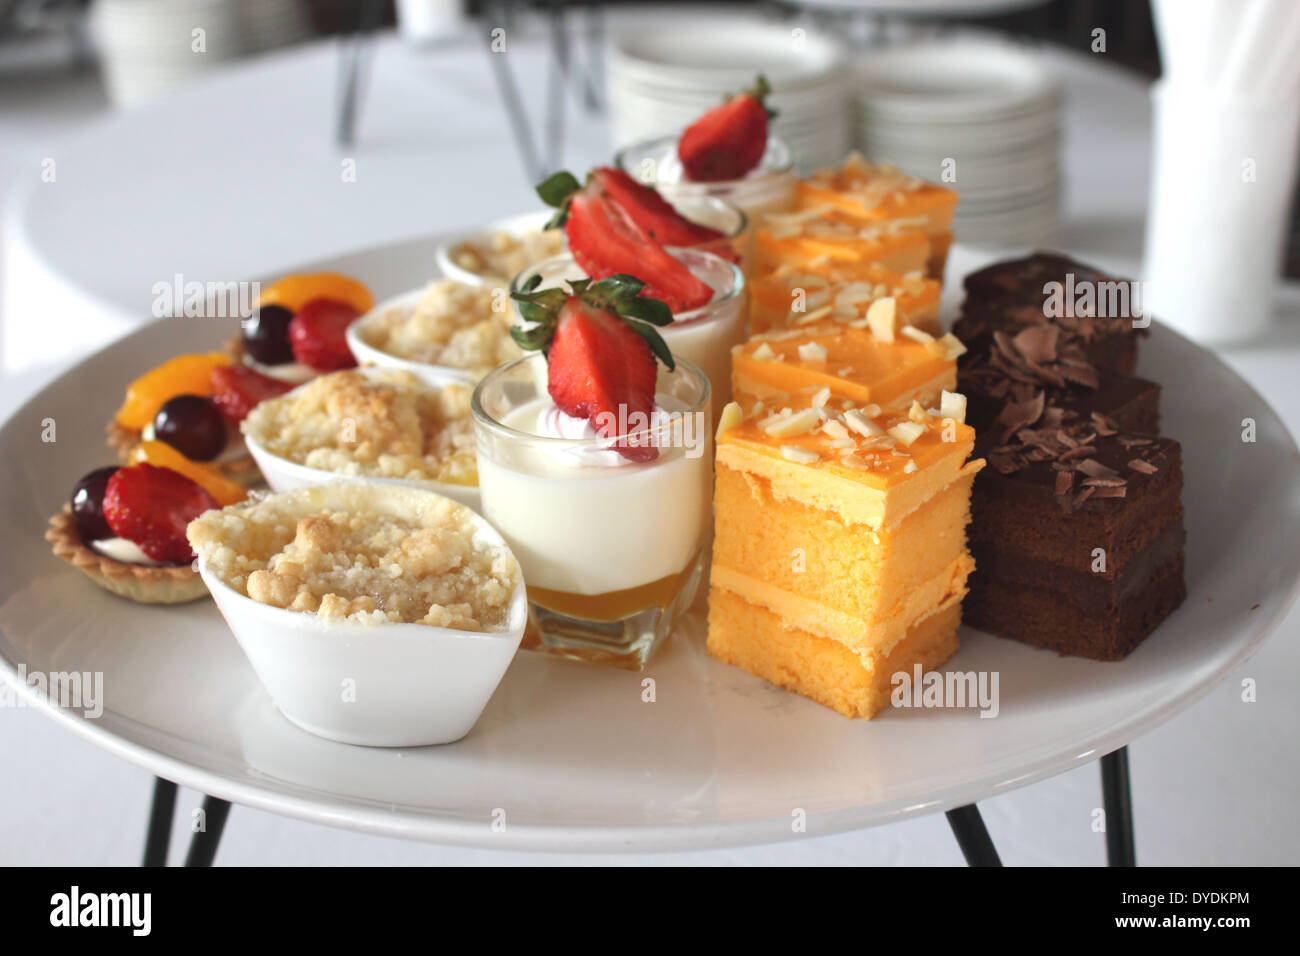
[2,238,1296,852]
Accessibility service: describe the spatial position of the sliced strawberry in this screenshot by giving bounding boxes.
[510,274,676,463]
[591,167,727,247]
[210,364,294,424]
[547,299,660,463]
[288,297,361,371]
[566,188,713,313]
[678,75,774,183]
[103,463,219,564]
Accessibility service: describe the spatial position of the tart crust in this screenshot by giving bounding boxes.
[106,413,262,487]
[46,507,209,604]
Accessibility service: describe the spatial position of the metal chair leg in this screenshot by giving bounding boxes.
[1101,746,1136,866]
[183,795,232,867]
[946,803,1003,866]
[142,777,177,867]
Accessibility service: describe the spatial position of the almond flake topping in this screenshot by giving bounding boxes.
[764,408,821,438]
[780,445,820,464]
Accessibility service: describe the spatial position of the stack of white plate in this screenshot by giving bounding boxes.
[855,39,1062,248]
[610,19,853,173]
[91,0,312,109]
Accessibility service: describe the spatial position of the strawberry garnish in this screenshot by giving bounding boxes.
[103,463,219,564]
[210,364,294,424]
[512,274,675,463]
[590,166,727,247]
[678,74,776,182]
[536,171,714,313]
[288,297,361,371]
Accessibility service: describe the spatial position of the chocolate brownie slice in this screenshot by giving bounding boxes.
[955,252,1148,375]
[963,395,1186,660]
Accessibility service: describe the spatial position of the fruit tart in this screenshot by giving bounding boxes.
[107,351,291,487]
[45,462,240,603]
[225,272,374,382]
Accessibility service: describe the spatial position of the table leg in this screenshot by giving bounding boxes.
[142,777,177,867]
[183,795,232,867]
[945,803,1002,866]
[1100,746,1136,866]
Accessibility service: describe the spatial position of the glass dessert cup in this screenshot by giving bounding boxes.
[471,353,712,668]
[615,134,798,228]
[509,249,745,415]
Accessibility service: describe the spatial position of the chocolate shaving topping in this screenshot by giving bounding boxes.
[1118,436,1152,448]
[994,391,1045,443]
[1011,324,1059,363]
[1082,476,1126,487]
[1090,485,1128,499]
[1055,470,1074,496]
[1073,486,1096,509]
[1077,458,1120,479]
[1128,458,1158,474]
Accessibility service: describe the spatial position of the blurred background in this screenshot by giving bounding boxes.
[2,0,1299,866]
[2,0,1296,373]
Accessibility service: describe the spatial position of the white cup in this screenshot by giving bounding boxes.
[1143,81,1300,344]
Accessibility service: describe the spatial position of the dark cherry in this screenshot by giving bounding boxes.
[153,395,227,461]
[242,304,295,365]
[71,466,120,542]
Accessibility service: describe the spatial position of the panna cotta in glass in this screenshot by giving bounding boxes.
[471,352,712,667]
[510,249,744,414]
[615,134,798,227]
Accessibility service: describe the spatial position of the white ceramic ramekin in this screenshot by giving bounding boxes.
[345,288,487,385]
[434,210,554,286]
[242,367,482,512]
[196,484,528,747]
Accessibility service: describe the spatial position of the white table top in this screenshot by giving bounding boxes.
[2,22,1297,865]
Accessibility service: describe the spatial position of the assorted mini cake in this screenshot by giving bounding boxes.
[188,483,520,630]
[795,154,958,279]
[709,386,981,719]
[748,260,941,336]
[754,208,932,277]
[731,305,962,411]
[47,462,234,604]
[351,279,521,379]
[957,252,1185,660]
[241,368,477,487]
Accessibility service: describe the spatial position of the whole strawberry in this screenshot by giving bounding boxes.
[511,274,675,463]
[678,74,776,182]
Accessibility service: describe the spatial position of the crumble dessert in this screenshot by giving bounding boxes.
[448,230,566,286]
[187,484,521,630]
[356,279,522,376]
[242,369,476,485]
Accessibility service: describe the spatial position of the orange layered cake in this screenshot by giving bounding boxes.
[754,207,931,277]
[708,386,983,719]
[749,261,941,336]
[796,154,957,279]
[731,308,963,411]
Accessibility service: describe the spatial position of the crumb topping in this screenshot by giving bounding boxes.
[449,229,565,284]
[359,279,521,374]
[188,485,520,629]
[243,369,476,485]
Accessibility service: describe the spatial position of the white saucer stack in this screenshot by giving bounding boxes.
[610,19,853,173]
[91,0,312,108]
[855,39,1062,248]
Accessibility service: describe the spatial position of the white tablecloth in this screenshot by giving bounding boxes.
[2,21,1297,865]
